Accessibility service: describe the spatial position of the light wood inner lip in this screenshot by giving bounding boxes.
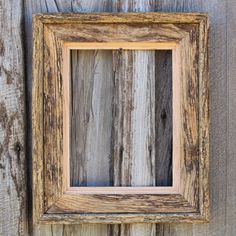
[62,41,181,195]
[64,42,177,50]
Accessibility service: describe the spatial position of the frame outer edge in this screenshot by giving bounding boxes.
[39,213,208,224]
[198,15,210,221]
[32,13,210,224]
[32,15,45,224]
[32,12,208,24]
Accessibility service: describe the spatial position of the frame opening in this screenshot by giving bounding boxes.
[62,42,181,194]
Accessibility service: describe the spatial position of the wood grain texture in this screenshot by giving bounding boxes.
[70,50,113,187]
[157,1,216,236]
[25,1,210,235]
[227,1,236,235]
[33,12,208,24]
[178,29,199,209]
[32,12,208,224]
[4,0,234,235]
[48,194,195,213]
[112,50,156,187]
[26,1,115,235]
[32,13,44,224]
[34,212,208,225]
[0,0,27,235]
[111,1,167,235]
[155,50,173,186]
[43,24,64,210]
[44,23,190,43]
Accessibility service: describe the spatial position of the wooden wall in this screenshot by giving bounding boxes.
[0,0,235,235]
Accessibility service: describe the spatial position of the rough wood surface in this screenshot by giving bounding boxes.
[32,11,44,224]
[9,0,233,236]
[46,23,190,43]
[48,194,194,214]
[43,24,65,210]
[227,1,236,235]
[32,12,208,223]
[70,50,113,187]
[33,12,208,24]
[157,1,224,236]
[112,50,156,187]
[0,0,27,235]
[111,2,167,235]
[155,50,172,186]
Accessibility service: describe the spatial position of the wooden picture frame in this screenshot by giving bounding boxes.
[32,13,209,224]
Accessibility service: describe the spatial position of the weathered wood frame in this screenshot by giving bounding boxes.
[32,13,209,224]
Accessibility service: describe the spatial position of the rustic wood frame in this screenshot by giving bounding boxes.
[32,13,209,224]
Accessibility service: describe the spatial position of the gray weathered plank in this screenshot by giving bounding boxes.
[112,50,156,188]
[111,0,158,235]
[24,0,113,235]
[0,0,27,235]
[23,1,234,236]
[226,0,236,234]
[193,0,228,235]
[157,0,228,236]
[70,50,113,187]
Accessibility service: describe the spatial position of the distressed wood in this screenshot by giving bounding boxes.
[70,50,113,187]
[32,12,44,223]
[33,212,209,225]
[48,194,195,213]
[111,2,161,235]
[155,50,173,186]
[2,0,233,236]
[0,0,27,235]
[178,28,199,209]
[112,50,156,188]
[157,1,212,236]
[43,24,64,210]
[32,12,209,224]
[25,1,114,235]
[34,12,208,24]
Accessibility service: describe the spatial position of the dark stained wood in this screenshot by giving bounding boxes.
[155,50,173,186]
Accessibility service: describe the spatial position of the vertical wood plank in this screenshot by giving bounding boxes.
[109,0,158,236]
[0,0,27,235]
[156,1,228,236]
[24,1,114,235]
[155,50,172,186]
[111,1,157,235]
[24,2,232,236]
[70,50,113,187]
[112,50,156,188]
[226,0,236,234]
[193,0,228,235]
